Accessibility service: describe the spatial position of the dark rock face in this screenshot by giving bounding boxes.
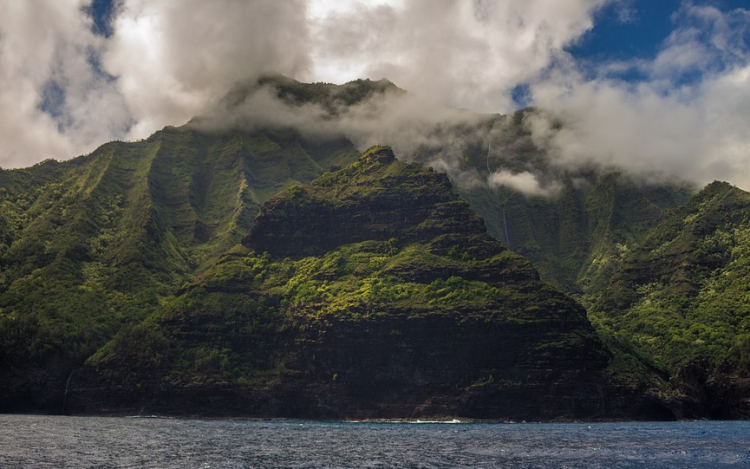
[244,147,484,258]
[282,313,608,420]
[70,313,624,421]
[68,146,669,421]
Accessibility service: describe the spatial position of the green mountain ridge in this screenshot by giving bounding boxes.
[0,76,747,419]
[0,124,358,410]
[587,181,750,418]
[592,182,750,384]
[197,75,695,294]
[403,106,693,293]
[68,146,652,420]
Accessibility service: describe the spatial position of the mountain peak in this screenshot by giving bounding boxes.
[218,74,403,112]
[697,180,736,198]
[243,147,483,258]
[358,145,395,165]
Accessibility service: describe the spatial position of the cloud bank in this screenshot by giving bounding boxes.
[528,4,750,188]
[1,0,750,192]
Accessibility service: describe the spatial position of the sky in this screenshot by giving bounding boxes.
[1,0,750,189]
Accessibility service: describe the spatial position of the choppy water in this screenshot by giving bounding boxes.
[1,415,749,468]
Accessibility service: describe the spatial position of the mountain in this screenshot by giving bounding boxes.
[0,123,359,411]
[590,181,750,418]
[0,75,740,420]
[403,108,693,294]
[194,76,696,295]
[68,146,663,420]
[200,75,694,296]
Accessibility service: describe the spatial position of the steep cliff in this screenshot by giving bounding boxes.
[0,124,358,412]
[590,181,750,418]
[68,147,666,420]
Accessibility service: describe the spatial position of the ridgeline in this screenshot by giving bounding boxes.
[1,77,748,419]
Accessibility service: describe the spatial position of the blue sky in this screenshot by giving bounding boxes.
[571,0,694,61]
[1,0,750,188]
[568,0,749,83]
[572,0,747,58]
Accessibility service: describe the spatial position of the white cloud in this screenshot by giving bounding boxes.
[528,4,750,188]
[195,77,486,167]
[308,0,606,112]
[0,0,608,169]
[0,0,312,167]
[488,170,562,197]
[2,0,750,194]
[0,0,129,167]
[104,0,311,140]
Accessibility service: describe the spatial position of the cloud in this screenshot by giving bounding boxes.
[488,170,562,197]
[0,0,606,169]
[0,0,129,167]
[194,76,488,174]
[2,0,750,195]
[309,0,606,112]
[527,4,750,188]
[0,0,311,168]
[104,0,311,140]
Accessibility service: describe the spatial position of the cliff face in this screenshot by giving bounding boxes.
[68,147,666,421]
[244,146,483,257]
[589,181,750,419]
[0,124,358,412]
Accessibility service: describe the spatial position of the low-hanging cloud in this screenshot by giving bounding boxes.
[528,4,750,188]
[0,0,605,170]
[0,0,309,167]
[194,77,491,190]
[104,0,311,140]
[2,0,750,194]
[488,170,562,197]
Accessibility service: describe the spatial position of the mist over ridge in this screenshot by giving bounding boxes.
[1,1,749,191]
[187,74,700,200]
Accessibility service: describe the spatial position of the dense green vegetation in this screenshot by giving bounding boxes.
[0,122,358,408]
[3,75,750,418]
[94,237,572,387]
[82,147,607,416]
[589,182,750,377]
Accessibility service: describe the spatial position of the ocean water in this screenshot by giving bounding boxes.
[1,415,749,468]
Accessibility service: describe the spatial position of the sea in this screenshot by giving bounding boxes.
[1,415,749,468]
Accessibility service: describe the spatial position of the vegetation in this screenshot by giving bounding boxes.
[0,119,358,406]
[3,76,750,417]
[589,182,750,377]
[83,146,603,396]
[404,108,693,293]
